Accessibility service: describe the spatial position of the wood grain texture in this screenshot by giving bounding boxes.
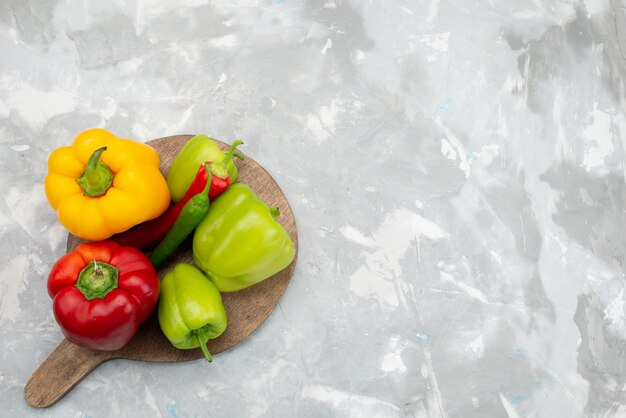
[24,135,298,408]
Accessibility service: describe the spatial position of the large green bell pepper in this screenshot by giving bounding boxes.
[158,263,227,362]
[193,183,295,292]
[167,135,240,202]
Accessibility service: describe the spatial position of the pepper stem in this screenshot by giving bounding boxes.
[196,333,213,362]
[209,141,243,179]
[75,146,114,197]
[201,164,213,195]
[269,207,281,218]
[221,140,244,164]
[75,260,119,300]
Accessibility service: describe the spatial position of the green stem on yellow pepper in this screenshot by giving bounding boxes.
[75,146,114,197]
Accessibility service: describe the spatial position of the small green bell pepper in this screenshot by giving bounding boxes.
[167,135,241,202]
[158,263,227,362]
[193,183,296,292]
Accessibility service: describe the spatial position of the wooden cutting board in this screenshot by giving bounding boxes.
[24,135,298,408]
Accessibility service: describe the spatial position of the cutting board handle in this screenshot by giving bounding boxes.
[24,339,115,408]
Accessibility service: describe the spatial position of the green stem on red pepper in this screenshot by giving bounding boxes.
[206,140,243,200]
[75,260,119,300]
[167,135,242,202]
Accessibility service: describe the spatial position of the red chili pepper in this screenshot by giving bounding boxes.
[201,139,243,200]
[47,240,160,351]
[112,140,243,250]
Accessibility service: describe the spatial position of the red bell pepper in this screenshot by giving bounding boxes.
[113,140,243,250]
[47,241,160,351]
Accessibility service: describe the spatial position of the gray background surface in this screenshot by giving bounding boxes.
[2,0,626,416]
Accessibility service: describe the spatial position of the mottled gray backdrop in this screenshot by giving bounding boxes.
[1,0,626,417]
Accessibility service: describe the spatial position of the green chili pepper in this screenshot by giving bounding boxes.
[158,263,227,362]
[193,183,295,292]
[149,165,213,268]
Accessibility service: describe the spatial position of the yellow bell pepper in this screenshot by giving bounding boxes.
[44,128,171,241]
